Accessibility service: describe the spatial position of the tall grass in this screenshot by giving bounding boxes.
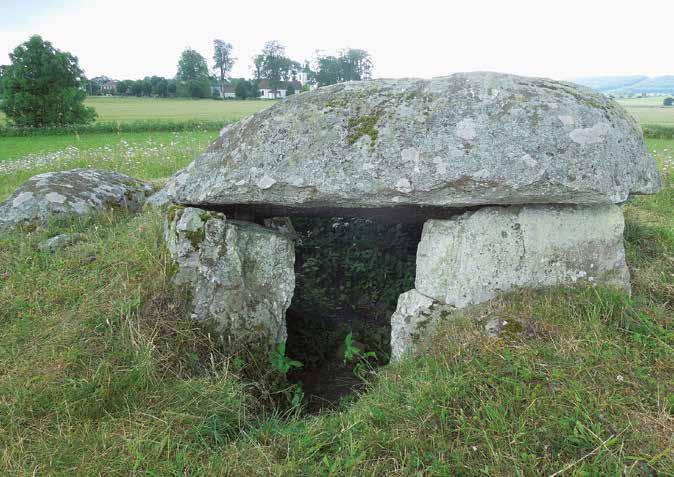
[0,131,215,200]
[0,119,226,137]
[642,124,674,139]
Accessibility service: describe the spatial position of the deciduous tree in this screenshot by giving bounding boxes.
[213,39,235,98]
[176,48,211,98]
[177,48,209,82]
[309,48,373,87]
[1,35,96,127]
[253,41,300,94]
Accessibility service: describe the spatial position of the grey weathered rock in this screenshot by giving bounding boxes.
[484,317,509,338]
[416,204,630,306]
[145,188,171,208]
[37,233,85,253]
[0,169,154,233]
[391,204,630,360]
[390,289,446,362]
[171,72,660,213]
[145,174,183,209]
[165,206,295,350]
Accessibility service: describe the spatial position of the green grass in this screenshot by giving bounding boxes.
[0,135,671,475]
[0,131,216,201]
[0,130,216,163]
[0,97,273,126]
[617,96,674,125]
[617,96,672,107]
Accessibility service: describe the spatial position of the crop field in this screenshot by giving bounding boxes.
[617,96,674,125]
[0,96,274,125]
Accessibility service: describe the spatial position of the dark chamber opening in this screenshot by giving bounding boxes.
[284,216,423,413]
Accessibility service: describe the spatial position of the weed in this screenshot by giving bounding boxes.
[269,343,304,407]
[343,332,378,380]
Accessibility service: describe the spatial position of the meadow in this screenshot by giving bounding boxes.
[0,96,273,125]
[0,99,672,475]
[617,96,674,125]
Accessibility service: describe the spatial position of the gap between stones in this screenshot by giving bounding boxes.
[165,202,631,413]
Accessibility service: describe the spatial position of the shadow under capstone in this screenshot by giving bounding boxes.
[282,215,423,413]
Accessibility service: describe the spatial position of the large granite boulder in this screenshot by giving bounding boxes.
[165,207,295,350]
[170,72,660,214]
[390,204,630,360]
[0,169,153,233]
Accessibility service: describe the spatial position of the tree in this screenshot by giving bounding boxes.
[117,80,135,95]
[312,55,342,86]
[253,41,299,94]
[176,79,210,98]
[87,79,101,96]
[213,39,235,98]
[340,48,372,81]
[232,78,259,100]
[176,48,211,98]
[664,97,673,107]
[0,65,6,96]
[153,78,169,97]
[130,80,143,96]
[1,35,96,127]
[141,77,153,96]
[235,80,249,99]
[167,79,177,96]
[309,48,373,86]
[177,48,209,81]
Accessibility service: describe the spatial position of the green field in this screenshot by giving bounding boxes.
[0,97,270,172]
[0,130,216,164]
[0,96,273,125]
[1,94,673,127]
[617,96,674,125]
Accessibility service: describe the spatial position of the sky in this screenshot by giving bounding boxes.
[1,0,673,81]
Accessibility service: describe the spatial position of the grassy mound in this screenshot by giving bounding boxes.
[0,140,671,475]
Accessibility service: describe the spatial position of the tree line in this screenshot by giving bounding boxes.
[85,40,372,100]
[0,35,373,127]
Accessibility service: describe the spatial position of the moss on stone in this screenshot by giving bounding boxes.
[199,210,220,223]
[325,95,351,110]
[185,228,205,249]
[346,114,380,147]
[501,319,524,336]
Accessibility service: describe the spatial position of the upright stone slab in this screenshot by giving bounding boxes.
[165,207,295,351]
[416,204,631,305]
[391,204,630,360]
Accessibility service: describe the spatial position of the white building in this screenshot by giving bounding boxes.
[258,80,303,99]
[212,83,236,99]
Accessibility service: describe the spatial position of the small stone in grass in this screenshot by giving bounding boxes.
[37,233,86,253]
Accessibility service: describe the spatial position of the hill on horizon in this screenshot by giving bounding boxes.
[573,75,674,96]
